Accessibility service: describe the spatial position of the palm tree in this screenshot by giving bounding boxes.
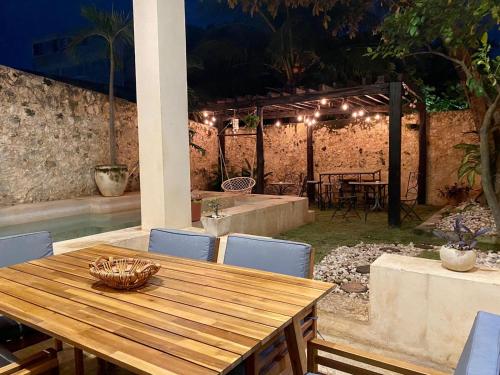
[71,6,133,166]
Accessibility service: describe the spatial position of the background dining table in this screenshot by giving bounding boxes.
[0,244,333,375]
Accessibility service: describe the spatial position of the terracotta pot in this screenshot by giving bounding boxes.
[94,165,128,197]
[191,201,202,222]
[439,245,476,272]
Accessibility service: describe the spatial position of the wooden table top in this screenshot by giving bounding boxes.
[349,181,388,186]
[0,244,333,375]
[319,170,380,176]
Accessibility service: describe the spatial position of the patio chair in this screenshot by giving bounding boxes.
[0,232,54,350]
[224,234,315,375]
[401,171,422,222]
[307,310,500,375]
[331,180,361,221]
[148,228,219,262]
[0,346,58,375]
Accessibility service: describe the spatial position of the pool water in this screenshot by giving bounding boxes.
[0,210,141,242]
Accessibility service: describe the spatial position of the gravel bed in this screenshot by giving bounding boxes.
[314,242,500,303]
[436,202,497,235]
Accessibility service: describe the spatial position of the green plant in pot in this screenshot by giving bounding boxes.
[191,191,203,222]
[201,199,231,237]
[71,6,133,197]
[433,217,490,272]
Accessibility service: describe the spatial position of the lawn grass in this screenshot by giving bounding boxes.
[277,205,446,263]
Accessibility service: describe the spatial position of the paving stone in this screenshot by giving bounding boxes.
[340,282,368,294]
[355,265,370,274]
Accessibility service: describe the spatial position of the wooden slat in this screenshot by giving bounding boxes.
[0,292,216,375]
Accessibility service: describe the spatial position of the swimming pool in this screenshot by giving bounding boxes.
[0,209,141,242]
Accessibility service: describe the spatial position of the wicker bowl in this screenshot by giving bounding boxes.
[89,256,161,290]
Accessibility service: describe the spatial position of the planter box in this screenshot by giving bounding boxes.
[201,215,231,237]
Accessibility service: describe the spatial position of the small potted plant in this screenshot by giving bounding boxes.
[201,199,232,236]
[191,191,203,222]
[433,216,489,272]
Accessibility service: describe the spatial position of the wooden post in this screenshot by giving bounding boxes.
[417,102,427,204]
[217,122,226,185]
[388,82,402,227]
[256,106,265,194]
[306,123,315,202]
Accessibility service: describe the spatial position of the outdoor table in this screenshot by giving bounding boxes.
[269,181,295,195]
[349,181,388,213]
[0,244,333,375]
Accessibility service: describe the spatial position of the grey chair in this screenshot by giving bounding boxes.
[223,234,313,278]
[0,232,53,348]
[224,234,315,375]
[307,310,500,375]
[149,228,218,262]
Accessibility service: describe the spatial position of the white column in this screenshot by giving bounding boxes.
[133,0,191,229]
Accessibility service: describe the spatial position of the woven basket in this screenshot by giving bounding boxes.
[221,177,256,194]
[89,256,161,290]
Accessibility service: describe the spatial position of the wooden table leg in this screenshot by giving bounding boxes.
[97,357,108,375]
[74,348,84,375]
[284,317,307,375]
[54,339,63,352]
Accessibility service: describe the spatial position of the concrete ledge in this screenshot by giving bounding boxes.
[370,254,500,367]
[0,192,140,227]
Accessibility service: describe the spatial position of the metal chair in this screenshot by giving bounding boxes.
[331,180,361,221]
[0,346,58,375]
[0,232,54,350]
[401,171,422,222]
[224,234,316,375]
[149,228,219,262]
[307,311,500,375]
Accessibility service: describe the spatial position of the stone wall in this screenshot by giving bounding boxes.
[0,66,217,207]
[189,120,219,190]
[224,111,478,205]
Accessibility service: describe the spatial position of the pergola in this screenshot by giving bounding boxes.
[195,81,427,227]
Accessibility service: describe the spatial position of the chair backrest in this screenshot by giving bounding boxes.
[223,234,313,278]
[299,175,308,197]
[405,171,419,199]
[0,345,15,367]
[454,311,500,375]
[221,177,256,194]
[149,228,218,262]
[0,232,53,268]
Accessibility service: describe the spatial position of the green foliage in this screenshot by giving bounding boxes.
[454,143,481,186]
[243,114,260,128]
[189,129,206,156]
[422,85,468,112]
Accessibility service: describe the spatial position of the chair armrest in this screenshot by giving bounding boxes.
[0,349,58,375]
[307,339,449,375]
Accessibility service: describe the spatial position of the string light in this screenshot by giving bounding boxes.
[297,115,304,122]
[375,114,381,120]
[342,103,349,111]
[275,120,281,127]
[358,110,365,117]
[203,111,208,118]
[311,119,317,125]
[204,119,209,125]
[314,110,321,118]
[211,116,216,122]
[320,98,327,106]
[365,116,371,122]
[352,112,358,118]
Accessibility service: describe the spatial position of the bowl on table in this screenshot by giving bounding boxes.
[89,256,161,290]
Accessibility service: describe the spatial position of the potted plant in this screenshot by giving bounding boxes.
[433,217,490,272]
[201,199,232,236]
[438,183,472,206]
[71,6,133,197]
[191,191,203,222]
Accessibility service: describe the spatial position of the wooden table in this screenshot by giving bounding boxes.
[0,245,333,375]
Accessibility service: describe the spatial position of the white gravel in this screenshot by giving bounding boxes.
[436,202,497,235]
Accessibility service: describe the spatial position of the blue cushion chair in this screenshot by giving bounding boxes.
[307,310,500,375]
[0,232,54,348]
[223,234,313,278]
[224,234,314,375]
[148,228,218,262]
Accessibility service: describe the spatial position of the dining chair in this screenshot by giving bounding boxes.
[307,310,500,375]
[224,234,315,375]
[401,171,422,222]
[0,346,58,375]
[0,232,54,350]
[148,228,219,262]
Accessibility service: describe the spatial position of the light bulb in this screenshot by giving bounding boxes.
[204,119,209,125]
[297,115,304,122]
[358,110,365,117]
[342,103,349,111]
[275,120,281,127]
[320,98,327,105]
[352,112,358,118]
[314,111,320,118]
[375,114,381,120]
[311,119,317,125]
[203,111,208,118]
[365,116,371,122]
[211,116,216,122]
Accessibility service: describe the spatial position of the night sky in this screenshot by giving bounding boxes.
[0,0,238,71]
